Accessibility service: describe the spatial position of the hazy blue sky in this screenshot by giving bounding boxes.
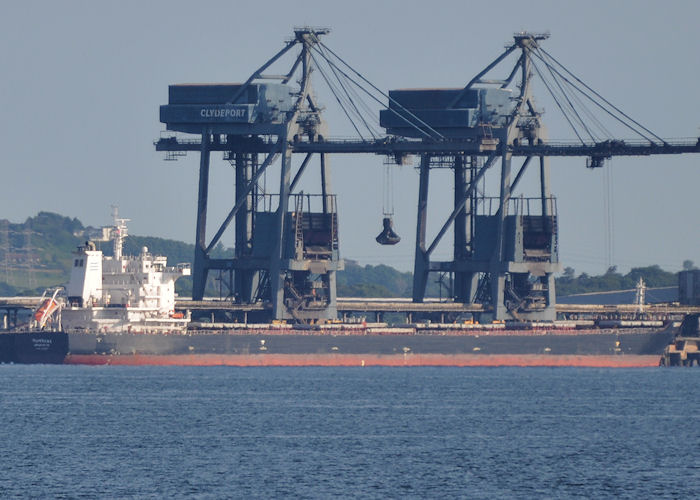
[1,0,698,274]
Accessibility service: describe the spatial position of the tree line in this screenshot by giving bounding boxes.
[0,212,690,299]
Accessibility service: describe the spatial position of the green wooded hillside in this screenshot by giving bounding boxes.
[556,265,680,296]
[0,212,685,299]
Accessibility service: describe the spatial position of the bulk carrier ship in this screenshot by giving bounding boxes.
[6,30,700,367]
[0,215,679,367]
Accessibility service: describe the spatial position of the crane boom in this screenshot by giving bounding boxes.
[157,136,700,160]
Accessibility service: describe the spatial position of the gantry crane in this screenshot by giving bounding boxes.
[157,28,700,322]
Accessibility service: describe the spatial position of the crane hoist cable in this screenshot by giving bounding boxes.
[529,56,587,144]
[307,49,367,140]
[532,47,612,141]
[311,42,433,139]
[312,44,378,139]
[382,161,395,217]
[376,161,401,246]
[538,46,665,144]
[535,52,597,143]
[313,41,445,140]
[603,159,615,268]
[314,42,380,138]
[531,48,664,144]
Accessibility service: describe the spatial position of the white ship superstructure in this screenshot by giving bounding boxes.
[62,212,191,333]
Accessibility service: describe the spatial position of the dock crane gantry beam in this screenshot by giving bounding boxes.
[157,29,700,322]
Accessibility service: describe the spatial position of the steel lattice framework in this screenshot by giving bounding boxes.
[157,28,700,322]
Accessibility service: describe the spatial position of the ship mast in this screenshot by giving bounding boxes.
[635,277,646,314]
[111,206,130,260]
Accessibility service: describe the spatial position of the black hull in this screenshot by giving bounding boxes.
[67,329,674,357]
[0,332,69,364]
[1,328,671,366]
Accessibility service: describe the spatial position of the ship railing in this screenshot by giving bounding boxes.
[475,196,557,217]
[179,319,665,337]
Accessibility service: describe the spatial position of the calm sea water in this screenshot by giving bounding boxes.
[1,366,699,499]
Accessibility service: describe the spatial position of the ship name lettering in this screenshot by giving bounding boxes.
[200,107,247,119]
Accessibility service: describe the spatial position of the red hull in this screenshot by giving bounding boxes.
[65,353,660,367]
